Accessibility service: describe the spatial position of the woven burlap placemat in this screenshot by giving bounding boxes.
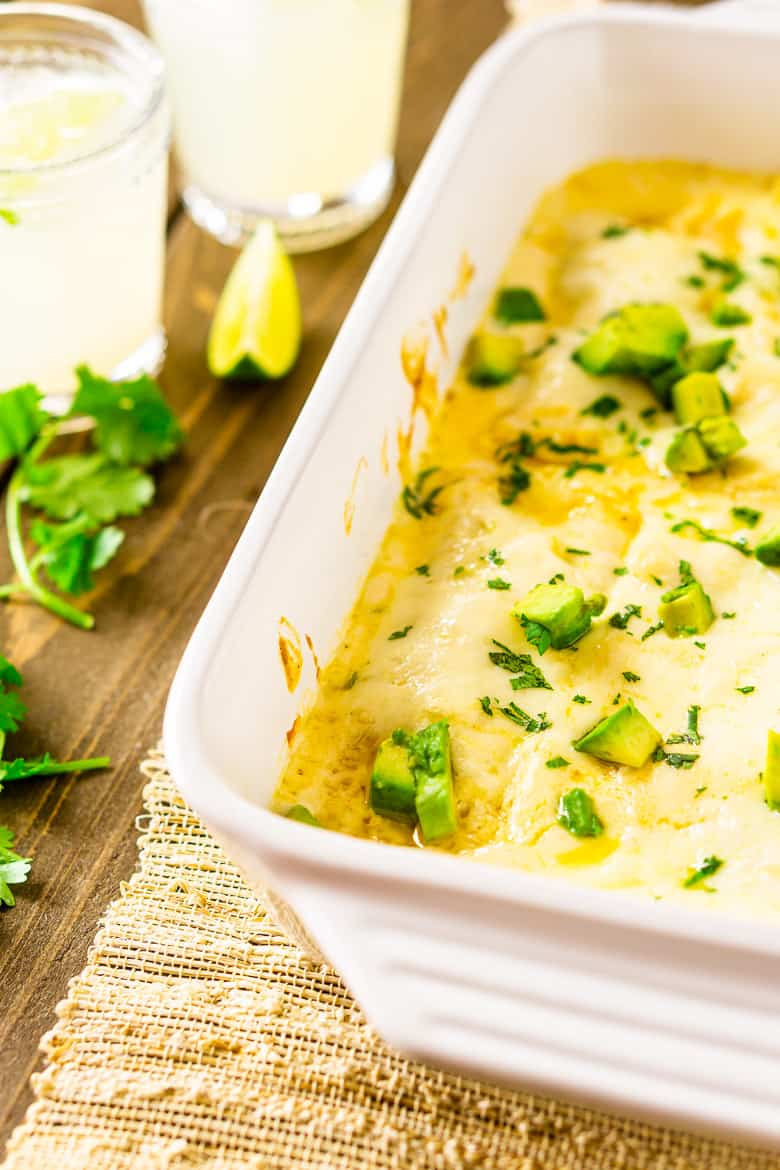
[3,751,776,1170]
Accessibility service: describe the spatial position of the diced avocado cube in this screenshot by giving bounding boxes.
[686,337,734,373]
[286,804,320,827]
[671,372,726,425]
[573,304,688,378]
[513,582,593,650]
[370,737,417,823]
[494,286,546,324]
[764,730,780,809]
[711,301,752,327]
[573,701,661,768]
[756,525,780,566]
[659,581,714,637]
[466,332,525,387]
[410,720,458,842]
[648,360,686,407]
[665,427,712,474]
[697,415,747,462]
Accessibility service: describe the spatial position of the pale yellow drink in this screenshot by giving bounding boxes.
[0,6,169,393]
[143,0,409,249]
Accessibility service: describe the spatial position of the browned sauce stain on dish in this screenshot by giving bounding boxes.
[397,330,439,481]
[432,304,449,357]
[285,715,301,747]
[278,616,304,692]
[449,250,475,301]
[304,633,321,681]
[343,455,368,535]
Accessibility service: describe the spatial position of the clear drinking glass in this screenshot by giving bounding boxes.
[142,0,410,251]
[0,4,169,395]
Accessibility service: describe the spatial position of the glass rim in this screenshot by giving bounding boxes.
[0,2,167,179]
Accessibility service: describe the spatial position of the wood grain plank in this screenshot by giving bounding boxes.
[0,0,506,1150]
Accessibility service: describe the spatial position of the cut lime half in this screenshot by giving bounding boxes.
[207,221,302,382]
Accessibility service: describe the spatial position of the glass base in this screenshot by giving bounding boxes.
[182,156,395,252]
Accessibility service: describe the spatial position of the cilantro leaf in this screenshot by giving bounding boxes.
[489,640,552,690]
[21,454,154,524]
[683,855,724,889]
[70,366,183,467]
[31,519,124,596]
[0,384,45,461]
[520,616,552,656]
[388,625,412,641]
[609,603,642,630]
[0,656,25,734]
[546,756,570,769]
[402,467,445,519]
[0,828,31,908]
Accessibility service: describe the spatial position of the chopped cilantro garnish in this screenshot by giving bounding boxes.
[671,518,753,557]
[711,302,752,327]
[684,274,705,289]
[548,572,565,584]
[0,209,19,227]
[546,756,570,769]
[650,574,663,587]
[454,566,466,577]
[486,548,505,566]
[683,855,724,889]
[581,394,621,418]
[667,705,701,746]
[565,547,590,556]
[731,506,761,528]
[641,621,664,642]
[542,439,598,456]
[654,747,700,769]
[489,700,551,732]
[563,461,607,479]
[613,567,628,577]
[414,563,430,576]
[487,577,511,591]
[736,685,755,694]
[572,694,591,705]
[602,224,630,239]
[388,625,412,640]
[557,788,604,838]
[489,641,552,690]
[639,406,658,421]
[401,467,445,519]
[609,603,642,630]
[698,251,745,292]
[343,672,358,690]
[622,671,641,683]
[519,616,552,656]
[479,696,493,716]
[722,611,736,619]
[693,641,706,650]
[694,786,707,797]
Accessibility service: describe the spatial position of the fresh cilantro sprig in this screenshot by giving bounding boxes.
[0,367,182,629]
[0,826,30,908]
[0,656,109,908]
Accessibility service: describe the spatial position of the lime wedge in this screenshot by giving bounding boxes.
[207,221,302,382]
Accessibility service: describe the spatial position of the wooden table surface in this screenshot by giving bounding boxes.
[0,0,508,1151]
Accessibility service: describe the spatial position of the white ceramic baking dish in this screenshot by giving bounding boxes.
[166,0,780,1147]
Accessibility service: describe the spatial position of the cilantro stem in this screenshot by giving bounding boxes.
[0,756,110,781]
[4,467,94,630]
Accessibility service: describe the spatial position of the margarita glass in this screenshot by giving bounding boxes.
[0,4,169,395]
[142,0,410,250]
